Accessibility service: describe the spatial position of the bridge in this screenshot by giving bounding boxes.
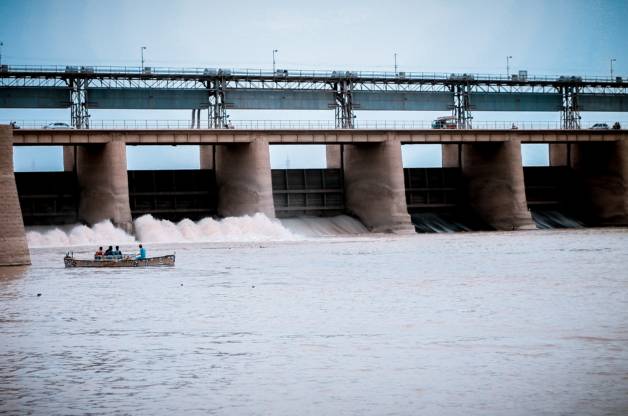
[2,125,627,266]
[2,64,628,129]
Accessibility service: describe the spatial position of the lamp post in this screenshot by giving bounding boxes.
[140,46,147,71]
[610,58,616,80]
[394,52,398,74]
[273,49,278,73]
[0,41,3,66]
[506,55,512,78]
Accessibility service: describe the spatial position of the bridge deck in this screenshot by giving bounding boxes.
[10,129,627,145]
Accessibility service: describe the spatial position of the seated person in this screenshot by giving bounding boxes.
[94,246,104,259]
[136,244,146,260]
[113,245,122,258]
[104,246,114,257]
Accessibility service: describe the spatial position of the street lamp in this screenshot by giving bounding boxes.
[0,41,3,66]
[610,58,616,80]
[140,46,147,71]
[394,52,398,74]
[273,49,278,73]
[506,55,512,78]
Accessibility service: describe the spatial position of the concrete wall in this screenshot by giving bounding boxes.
[199,145,214,169]
[442,144,460,167]
[326,145,342,168]
[549,143,569,166]
[63,146,75,171]
[0,126,31,266]
[343,138,414,233]
[76,140,133,232]
[461,139,535,230]
[214,140,275,218]
[571,141,628,225]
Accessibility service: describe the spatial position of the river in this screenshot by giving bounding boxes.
[1,219,627,415]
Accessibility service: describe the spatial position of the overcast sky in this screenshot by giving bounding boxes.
[2,0,627,170]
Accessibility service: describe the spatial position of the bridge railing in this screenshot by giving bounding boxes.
[1,64,624,83]
[5,119,624,130]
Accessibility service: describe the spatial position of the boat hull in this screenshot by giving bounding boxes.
[64,255,175,268]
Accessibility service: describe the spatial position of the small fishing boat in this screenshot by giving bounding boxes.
[64,253,175,268]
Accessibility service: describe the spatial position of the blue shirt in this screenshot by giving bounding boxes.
[137,247,146,259]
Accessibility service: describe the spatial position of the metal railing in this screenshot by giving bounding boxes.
[1,64,625,83]
[4,119,625,130]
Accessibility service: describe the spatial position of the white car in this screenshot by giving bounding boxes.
[43,122,73,129]
[590,123,609,130]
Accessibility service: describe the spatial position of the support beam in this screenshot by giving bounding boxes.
[461,139,535,230]
[0,125,31,266]
[571,141,628,225]
[343,138,414,233]
[326,145,342,168]
[76,140,133,232]
[215,141,275,218]
[199,145,214,169]
[63,146,75,172]
[442,144,460,167]
[549,143,569,166]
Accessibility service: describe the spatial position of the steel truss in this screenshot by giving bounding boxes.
[334,80,354,128]
[560,86,581,129]
[69,78,89,128]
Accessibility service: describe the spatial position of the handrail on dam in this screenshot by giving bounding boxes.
[1,64,626,84]
[4,119,625,130]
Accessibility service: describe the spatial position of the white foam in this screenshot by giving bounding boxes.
[26,220,135,248]
[280,215,368,237]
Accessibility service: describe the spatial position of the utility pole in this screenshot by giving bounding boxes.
[610,58,616,80]
[0,41,3,66]
[394,52,398,74]
[273,49,278,73]
[506,55,512,78]
[140,46,147,71]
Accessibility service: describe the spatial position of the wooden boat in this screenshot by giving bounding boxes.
[64,253,175,268]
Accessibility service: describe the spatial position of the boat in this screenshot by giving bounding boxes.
[64,253,175,268]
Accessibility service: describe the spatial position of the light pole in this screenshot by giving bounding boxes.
[0,41,3,66]
[506,55,512,78]
[610,58,616,80]
[273,49,278,73]
[394,52,398,74]
[140,46,147,71]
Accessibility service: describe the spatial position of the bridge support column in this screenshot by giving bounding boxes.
[326,145,342,168]
[571,141,628,225]
[461,139,535,230]
[199,145,214,169]
[0,126,31,266]
[343,138,414,233]
[442,144,460,167]
[63,146,75,171]
[76,140,133,233]
[215,140,275,218]
[549,143,569,166]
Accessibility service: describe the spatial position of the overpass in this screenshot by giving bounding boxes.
[2,64,628,129]
[2,125,628,266]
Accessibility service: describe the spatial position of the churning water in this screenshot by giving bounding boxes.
[2,218,628,415]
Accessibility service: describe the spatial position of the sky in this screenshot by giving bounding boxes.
[2,0,627,170]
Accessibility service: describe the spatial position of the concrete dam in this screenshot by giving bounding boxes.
[2,125,628,266]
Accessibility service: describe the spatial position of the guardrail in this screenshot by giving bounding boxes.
[1,64,625,83]
[4,119,625,130]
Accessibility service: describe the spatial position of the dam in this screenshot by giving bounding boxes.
[2,125,628,266]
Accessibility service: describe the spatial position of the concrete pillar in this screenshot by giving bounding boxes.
[76,140,133,232]
[199,145,214,169]
[571,141,628,225]
[0,125,31,266]
[549,143,568,166]
[442,144,460,167]
[343,138,414,233]
[326,145,342,168]
[461,139,536,231]
[63,146,75,171]
[214,140,275,218]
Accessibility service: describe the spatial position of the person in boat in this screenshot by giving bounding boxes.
[104,246,114,257]
[113,245,122,258]
[94,246,104,260]
[136,244,146,260]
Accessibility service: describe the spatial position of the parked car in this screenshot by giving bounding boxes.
[43,122,73,129]
[590,123,609,130]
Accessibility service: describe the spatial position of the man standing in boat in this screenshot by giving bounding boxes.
[136,244,146,260]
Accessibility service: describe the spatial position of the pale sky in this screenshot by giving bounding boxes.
[2,0,627,170]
